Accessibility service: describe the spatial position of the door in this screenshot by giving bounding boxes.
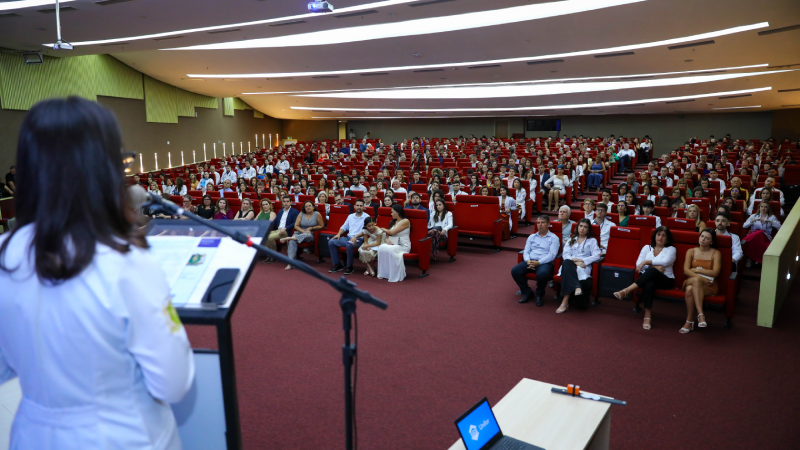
[495,120,509,139]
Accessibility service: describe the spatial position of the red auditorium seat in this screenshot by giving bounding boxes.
[454,195,503,251]
[662,217,698,232]
[317,205,351,263]
[515,221,562,294]
[598,226,641,301]
[626,215,657,248]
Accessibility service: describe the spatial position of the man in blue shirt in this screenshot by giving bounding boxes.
[328,199,369,275]
[405,192,430,221]
[511,215,560,306]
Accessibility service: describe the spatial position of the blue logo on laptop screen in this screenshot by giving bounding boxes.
[457,401,501,450]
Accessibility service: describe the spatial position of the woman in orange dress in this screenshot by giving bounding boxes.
[680,228,721,334]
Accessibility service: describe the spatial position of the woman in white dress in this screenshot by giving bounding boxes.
[556,219,602,313]
[356,217,386,277]
[543,165,569,211]
[376,204,411,282]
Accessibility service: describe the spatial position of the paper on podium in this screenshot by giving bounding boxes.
[147,235,261,308]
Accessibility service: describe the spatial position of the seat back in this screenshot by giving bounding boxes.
[668,230,699,289]
[750,200,782,217]
[547,221,563,243]
[663,217,698,231]
[603,227,641,268]
[404,208,430,257]
[627,215,657,247]
[454,195,500,232]
[376,207,393,228]
[323,205,351,233]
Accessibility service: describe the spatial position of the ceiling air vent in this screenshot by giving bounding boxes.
[208,29,240,34]
[413,68,444,73]
[268,20,306,27]
[666,99,695,104]
[781,104,800,107]
[0,13,21,19]
[311,75,340,79]
[153,35,184,41]
[100,42,131,46]
[95,0,136,6]
[468,64,501,70]
[594,51,635,58]
[667,40,715,50]
[718,94,752,99]
[617,103,646,107]
[410,0,458,7]
[336,10,378,18]
[527,59,564,65]
[758,24,800,36]
[777,88,800,92]
[38,7,78,13]
[360,72,389,76]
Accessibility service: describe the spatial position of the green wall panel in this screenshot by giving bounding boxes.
[144,75,178,124]
[0,53,97,110]
[223,97,234,116]
[95,55,143,100]
[254,110,264,118]
[194,94,218,110]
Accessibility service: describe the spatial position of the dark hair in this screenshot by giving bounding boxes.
[281,195,292,202]
[302,201,316,213]
[595,202,608,211]
[657,195,671,207]
[650,226,674,248]
[355,199,364,205]
[0,97,145,283]
[537,214,550,223]
[568,218,595,246]
[433,199,447,223]
[641,199,654,209]
[202,194,213,205]
[715,211,730,222]
[363,217,373,226]
[388,204,407,228]
[700,228,717,248]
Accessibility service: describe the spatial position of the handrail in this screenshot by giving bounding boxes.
[758,201,800,327]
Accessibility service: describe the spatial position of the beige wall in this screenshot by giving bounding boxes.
[0,96,281,172]
[280,119,339,142]
[772,109,800,142]
[346,112,774,158]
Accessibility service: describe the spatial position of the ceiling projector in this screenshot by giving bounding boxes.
[308,1,334,13]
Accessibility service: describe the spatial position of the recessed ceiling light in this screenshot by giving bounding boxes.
[290,87,771,112]
[191,22,768,78]
[1,0,74,11]
[168,0,646,50]
[294,70,788,99]
[241,64,769,95]
[42,0,427,47]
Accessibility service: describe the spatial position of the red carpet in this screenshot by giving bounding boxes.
[185,243,800,450]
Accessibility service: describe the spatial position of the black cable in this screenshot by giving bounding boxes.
[353,310,358,450]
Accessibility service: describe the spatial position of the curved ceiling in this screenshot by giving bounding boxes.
[0,0,798,120]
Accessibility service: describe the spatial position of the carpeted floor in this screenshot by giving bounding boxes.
[186,240,800,450]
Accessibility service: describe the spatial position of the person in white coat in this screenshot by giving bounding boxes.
[0,98,194,450]
[427,198,453,259]
[556,219,602,313]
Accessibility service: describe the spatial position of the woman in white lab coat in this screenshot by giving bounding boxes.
[0,98,194,450]
[556,219,602,313]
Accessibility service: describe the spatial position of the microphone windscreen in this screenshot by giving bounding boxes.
[128,184,148,209]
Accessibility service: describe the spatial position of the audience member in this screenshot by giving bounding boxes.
[499,186,517,239]
[328,199,369,275]
[681,229,721,333]
[614,227,677,330]
[281,201,323,270]
[196,195,215,219]
[356,217,386,277]
[234,198,255,220]
[512,215,560,306]
[616,201,630,226]
[405,192,430,221]
[428,199,453,259]
[639,200,662,227]
[686,204,703,231]
[713,212,742,270]
[556,205,575,244]
[265,196,299,262]
[544,165,568,211]
[591,202,612,253]
[375,204,411,282]
[257,198,276,221]
[742,202,782,267]
[213,198,235,220]
[556,219,602,313]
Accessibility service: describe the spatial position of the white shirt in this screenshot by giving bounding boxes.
[558,237,602,280]
[259,164,274,175]
[591,218,613,251]
[175,185,187,196]
[428,211,453,232]
[279,208,291,229]
[0,226,194,450]
[220,169,237,184]
[349,184,367,192]
[753,187,784,206]
[636,245,677,278]
[276,160,291,174]
[720,230,743,264]
[162,185,175,195]
[393,187,408,194]
[241,167,256,179]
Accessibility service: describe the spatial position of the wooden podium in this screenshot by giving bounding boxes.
[448,379,612,450]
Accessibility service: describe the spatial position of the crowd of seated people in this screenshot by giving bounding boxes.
[125,133,796,289]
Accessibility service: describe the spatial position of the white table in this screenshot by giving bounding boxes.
[448,379,612,450]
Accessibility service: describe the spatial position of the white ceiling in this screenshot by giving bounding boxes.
[1,0,799,120]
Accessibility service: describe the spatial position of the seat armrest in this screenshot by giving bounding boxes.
[417,236,432,271]
[446,226,459,257]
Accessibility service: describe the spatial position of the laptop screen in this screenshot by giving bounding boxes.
[455,399,502,450]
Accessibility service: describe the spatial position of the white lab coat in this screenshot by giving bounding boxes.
[0,225,195,450]
[428,211,453,232]
[557,237,602,280]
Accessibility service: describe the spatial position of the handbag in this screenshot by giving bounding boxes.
[428,226,443,231]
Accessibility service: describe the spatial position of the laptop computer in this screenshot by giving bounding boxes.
[454,398,544,450]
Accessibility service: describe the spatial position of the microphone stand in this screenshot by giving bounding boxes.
[148,197,387,450]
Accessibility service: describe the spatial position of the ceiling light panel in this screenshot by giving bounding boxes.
[169,0,646,50]
[294,70,789,99]
[0,0,74,11]
[44,0,426,47]
[241,64,769,95]
[192,22,769,78]
[290,87,772,112]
